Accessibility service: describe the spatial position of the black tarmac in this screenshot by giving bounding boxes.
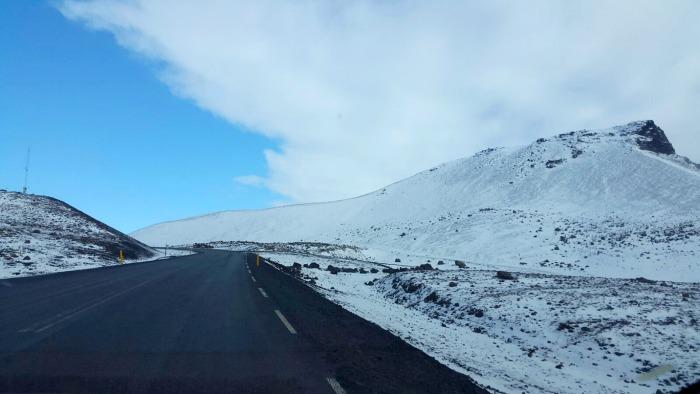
[0,250,487,394]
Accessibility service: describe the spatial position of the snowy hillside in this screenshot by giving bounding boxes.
[0,191,156,278]
[133,120,700,282]
[258,252,699,394]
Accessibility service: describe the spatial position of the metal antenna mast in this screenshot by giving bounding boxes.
[22,147,30,194]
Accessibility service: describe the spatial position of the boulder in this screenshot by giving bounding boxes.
[468,308,484,317]
[545,159,565,168]
[496,271,516,280]
[327,265,340,274]
[424,291,439,303]
[402,281,423,293]
[557,322,574,332]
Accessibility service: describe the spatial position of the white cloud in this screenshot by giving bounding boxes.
[234,175,266,187]
[60,0,700,203]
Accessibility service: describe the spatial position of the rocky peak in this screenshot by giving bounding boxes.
[625,120,675,155]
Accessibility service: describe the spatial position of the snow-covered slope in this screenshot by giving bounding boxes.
[260,252,699,394]
[0,191,155,277]
[133,120,700,281]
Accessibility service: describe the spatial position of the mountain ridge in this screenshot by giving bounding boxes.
[136,120,695,222]
[132,120,700,281]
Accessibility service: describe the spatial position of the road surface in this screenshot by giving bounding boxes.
[0,250,487,393]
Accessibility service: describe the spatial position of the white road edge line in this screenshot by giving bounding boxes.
[258,287,268,298]
[274,309,297,334]
[326,377,346,394]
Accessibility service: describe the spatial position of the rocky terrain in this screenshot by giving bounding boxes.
[0,190,156,278]
[258,250,699,394]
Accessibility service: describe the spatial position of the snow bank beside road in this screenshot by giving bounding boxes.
[260,252,700,394]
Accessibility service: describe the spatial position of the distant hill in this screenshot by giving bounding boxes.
[0,191,155,278]
[132,120,700,281]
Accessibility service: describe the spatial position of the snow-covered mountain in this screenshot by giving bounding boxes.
[0,191,155,277]
[133,120,700,281]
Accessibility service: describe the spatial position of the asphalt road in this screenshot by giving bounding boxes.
[0,251,337,393]
[0,250,488,394]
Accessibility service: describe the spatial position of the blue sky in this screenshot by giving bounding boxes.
[0,1,283,233]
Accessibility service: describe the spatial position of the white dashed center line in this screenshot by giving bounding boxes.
[274,309,297,334]
[251,276,256,283]
[258,287,268,298]
[326,377,346,394]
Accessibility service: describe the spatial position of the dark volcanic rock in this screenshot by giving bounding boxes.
[496,270,516,280]
[557,322,575,332]
[545,159,565,168]
[632,120,675,155]
[424,291,439,303]
[401,281,423,293]
[327,265,340,274]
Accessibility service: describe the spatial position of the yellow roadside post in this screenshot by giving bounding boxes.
[256,255,260,267]
[119,250,125,264]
